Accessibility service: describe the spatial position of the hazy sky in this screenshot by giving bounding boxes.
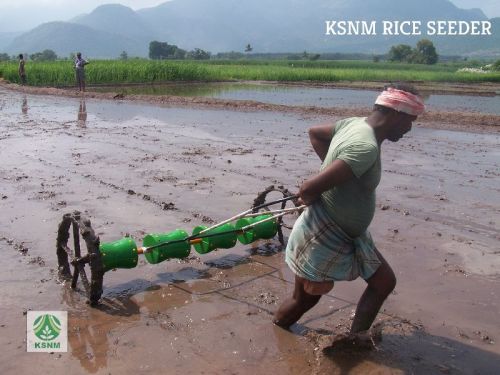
[0,0,499,33]
[452,0,500,18]
[0,1,168,32]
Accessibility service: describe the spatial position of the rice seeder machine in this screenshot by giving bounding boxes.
[56,186,303,306]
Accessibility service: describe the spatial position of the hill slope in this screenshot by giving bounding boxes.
[3,0,498,58]
[7,22,148,58]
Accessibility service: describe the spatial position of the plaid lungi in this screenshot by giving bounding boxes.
[285,201,381,282]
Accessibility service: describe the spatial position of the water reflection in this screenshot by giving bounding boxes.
[21,96,28,115]
[61,286,140,373]
[78,99,87,127]
[69,314,112,373]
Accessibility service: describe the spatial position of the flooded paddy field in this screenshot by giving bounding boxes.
[92,82,500,115]
[0,85,499,374]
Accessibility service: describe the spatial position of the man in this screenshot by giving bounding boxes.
[18,54,26,85]
[274,83,425,336]
[74,52,89,92]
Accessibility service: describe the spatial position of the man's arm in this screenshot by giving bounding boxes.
[308,123,335,161]
[299,159,354,205]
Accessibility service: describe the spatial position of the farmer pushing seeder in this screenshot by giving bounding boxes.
[56,186,302,306]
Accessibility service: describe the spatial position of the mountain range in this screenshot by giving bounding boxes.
[1,0,499,58]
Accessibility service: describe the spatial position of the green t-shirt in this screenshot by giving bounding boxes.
[320,117,381,237]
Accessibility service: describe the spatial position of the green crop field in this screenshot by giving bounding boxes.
[1,59,499,87]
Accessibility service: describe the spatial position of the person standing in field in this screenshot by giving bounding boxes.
[74,52,89,92]
[18,54,27,85]
[274,83,425,343]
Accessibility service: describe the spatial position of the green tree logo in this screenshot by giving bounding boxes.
[33,314,61,341]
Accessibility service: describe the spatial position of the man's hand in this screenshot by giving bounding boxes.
[296,196,306,206]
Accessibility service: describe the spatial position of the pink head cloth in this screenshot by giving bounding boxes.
[374,87,425,116]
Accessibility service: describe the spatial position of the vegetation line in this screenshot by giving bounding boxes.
[0,59,499,87]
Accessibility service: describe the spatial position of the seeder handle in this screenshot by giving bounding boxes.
[138,203,304,254]
[195,195,298,236]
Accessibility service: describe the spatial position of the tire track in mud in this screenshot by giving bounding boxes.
[30,120,294,190]
[0,231,49,268]
[0,112,297,237]
[30,110,292,184]
[18,153,180,212]
[15,140,277,226]
[0,167,68,268]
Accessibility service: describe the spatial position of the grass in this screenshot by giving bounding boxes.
[1,59,499,87]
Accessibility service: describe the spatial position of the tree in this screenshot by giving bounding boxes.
[309,54,321,61]
[388,44,413,62]
[119,51,128,60]
[492,59,500,71]
[173,48,186,59]
[30,49,58,61]
[149,41,166,59]
[0,53,10,62]
[413,39,438,65]
[244,43,253,53]
[215,51,244,59]
[149,41,186,60]
[388,39,438,65]
[187,48,211,60]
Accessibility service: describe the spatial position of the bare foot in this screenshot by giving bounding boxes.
[272,317,292,330]
[323,325,383,354]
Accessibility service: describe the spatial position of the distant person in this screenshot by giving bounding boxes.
[74,52,89,92]
[274,83,425,343]
[18,54,27,85]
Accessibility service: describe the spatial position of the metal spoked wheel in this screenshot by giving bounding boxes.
[56,211,104,306]
[252,185,302,245]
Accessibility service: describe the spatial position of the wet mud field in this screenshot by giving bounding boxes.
[0,85,499,374]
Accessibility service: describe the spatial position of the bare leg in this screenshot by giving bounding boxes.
[350,249,396,333]
[77,72,83,91]
[273,275,323,329]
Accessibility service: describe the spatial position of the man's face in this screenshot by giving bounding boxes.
[387,112,417,142]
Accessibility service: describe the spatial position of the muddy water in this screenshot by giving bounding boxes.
[0,88,499,374]
[93,82,500,115]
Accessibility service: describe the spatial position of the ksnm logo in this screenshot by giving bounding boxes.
[33,314,61,341]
